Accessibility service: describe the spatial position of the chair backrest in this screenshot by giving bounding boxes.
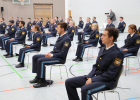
[113,65,123,89]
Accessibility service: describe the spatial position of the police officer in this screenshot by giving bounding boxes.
[40,18,43,27]
[65,27,124,100]
[4,21,27,58]
[92,16,98,23]
[60,17,63,22]
[0,20,17,50]
[15,25,42,68]
[0,17,6,35]
[10,17,14,23]
[73,23,99,62]
[29,22,71,88]
[54,16,59,24]
[67,18,70,31]
[117,17,126,33]
[42,19,57,47]
[36,18,41,27]
[67,21,75,41]
[33,18,36,25]
[120,24,140,57]
[42,17,50,33]
[27,18,32,41]
[77,17,92,43]
[75,17,84,35]
[106,18,115,28]
[16,17,20,28]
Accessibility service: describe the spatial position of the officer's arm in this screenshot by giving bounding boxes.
[7,27,17,35]
[30,35,42,49]
[86,65,97,78]
[84,25,91,32]
[68,29,75,38]
[53,39,71,58]
[1,24,6,32]
[51,27,57,35]
[15,30,27,41]
[88,32,99,44]
[91,52,124,82]
[128,37,140,53]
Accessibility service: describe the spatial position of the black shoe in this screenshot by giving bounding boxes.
[29,76,40,84]
[5,54,13,58]
[1,48,5,50]
[28,38,32,41]
[46,80,54,85]
[73,57,78,61]
[76,42,81,44]
[98,46,102,48]
[75,58,83,62]
[50,44,55,46]
[42,44,48,47]
[33,79,47,88]
[15,53,19,56]
[15,63,25,68]
[3,54,9,56]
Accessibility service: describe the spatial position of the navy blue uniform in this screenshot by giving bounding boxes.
[18,32,42,64]
[33,20,36,25]
[67,26,75,41]
[0,25,17,49]
[27,22,33,39]
[56,20,59,24]
[106,23,115,28]
[42,24,57,45]
[5,27,27,55]
[16,20,20,27]
[65,44,124,100]
[76,29,99,59]
[0,22,6,34]
[92,21,98,23]
[78,22,92,42]
[60,20,63,22]
[40,20,43,27]
[76,20,84,35]
[67,22,70,30]
[117,21,126,33]
[32,34,71,78]
[42,21,50,33]
[138,27,140,33]
[120,33,140,57]
[36,22,41,28]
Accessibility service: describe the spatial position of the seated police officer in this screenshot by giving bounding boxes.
[27,18,33,41]
[42,17,50,33]
[67,21,75,41]
[54,16,59,24]
[29,22,71,88]
[16,17,20,28]
[15,25,42,68]
[65,27,124,100]
[73,23,99,62]
[75,17,84,35]
[120,24,140,57]
[92,16,98,23]
[0,20,17,50]
[3,21,27,58]
[33,18,36,25]
[42,19,57,47]
[77,17,92,43]
[106,18,115,28]
[0,17,6,35]
[60,17,63,22]
[117,17,126,33]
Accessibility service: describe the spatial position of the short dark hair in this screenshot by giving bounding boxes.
[120,17,123,20]
[93,16,96,19]
[57,22,68,31]
[108,18,112,21]
[79,17,82,19]
[20,21,25,26]
[28,18,31,20]
[9,20,14,24]
[105,27,119,42]
[1,17,4,21]
[46,17,49,19]
[41,18,43,20]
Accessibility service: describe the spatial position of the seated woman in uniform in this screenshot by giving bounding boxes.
[73,23,99,62]
[67,21,75,41]
[120,24,140,57]
[15,25,42,68]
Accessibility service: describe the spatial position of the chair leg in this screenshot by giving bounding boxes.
[27,54,30,68]
[49,66,53,87]
[104,92,106,100]
[64,65,69,78]
[59,66,62,79]
[125,58,127,76]
[138,58,140,68]
[97,93,98,100]
[114,91,121,100]
[87,48,89,62]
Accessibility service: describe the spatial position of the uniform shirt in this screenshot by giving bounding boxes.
[16,20,20,27]
[92,20,98,24]
[48,24,57,37]
[60,20,63,22]
[50,34,71,63]
[27,21,32,31]
[36,22,41,27]
[121,33,140,56]
[30,32,42,51]
[15,27,27,42]
[0,22,6,34]
[106,23,115,28]
[83,22,92,33]
[86,29,99,46]
[78,20,84,28]
[45,21,50,28]
[40,20,43,27]
[87,44,124,89]
[117,21,126,32]
[67,26,75,41]
[6,25,17,38]
[56,20,59,24]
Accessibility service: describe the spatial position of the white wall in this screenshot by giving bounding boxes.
[70,0,140,32]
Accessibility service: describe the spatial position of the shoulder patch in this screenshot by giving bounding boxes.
[89,25,91,27]
[136,39,140,44]
[30,24,31,26]
[96,34,99,38]
[22,32,25,35]
[64,42,69,47]
[123,24,126,27]
[114,58,122,66]
[12,28,14,31]
[3,25,5,27]
[36,37,40,41]
[55,27,57,30]
[72,30,75,32]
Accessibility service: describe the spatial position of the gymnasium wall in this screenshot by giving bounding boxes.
[0,0,65,25]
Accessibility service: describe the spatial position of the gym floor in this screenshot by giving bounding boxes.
[0,31,140,100]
